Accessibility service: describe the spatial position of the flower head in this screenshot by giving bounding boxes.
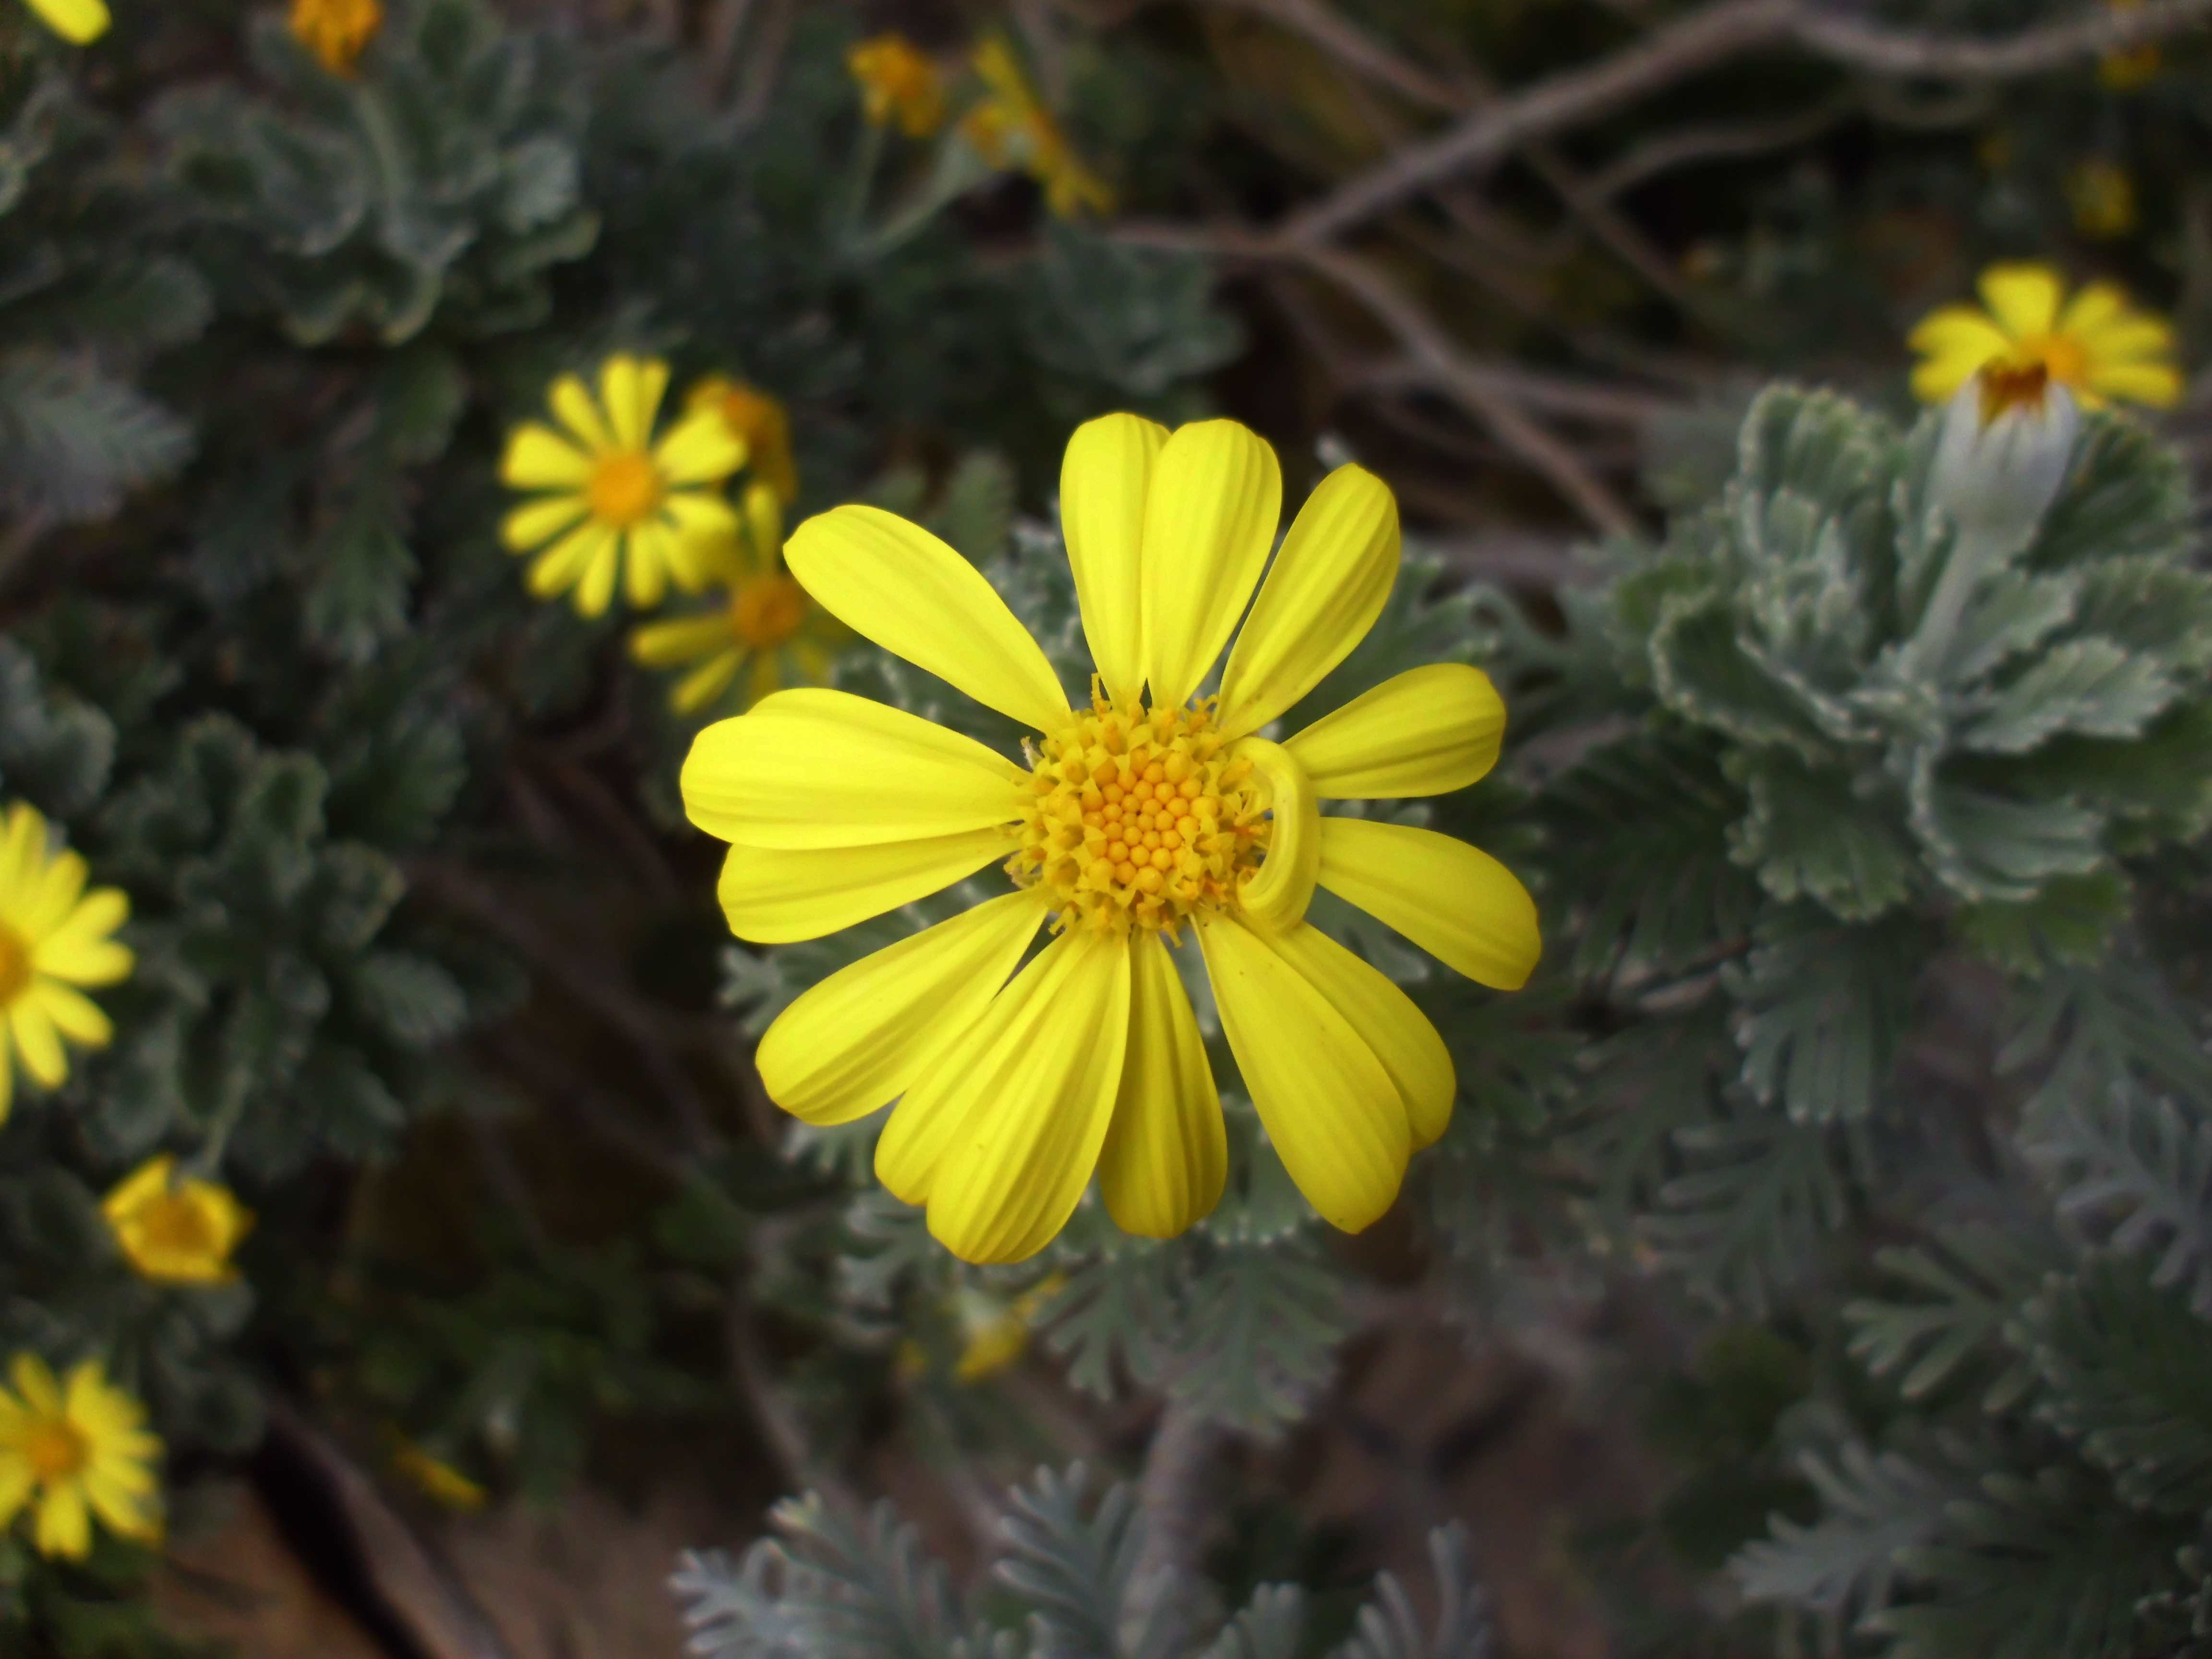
[18,0,106,43]
[2100,0,2162,89]
[630,483,846,714]
[289,0,380,76]
[953,1273,1064,1383]
[680,416,1540,1264]
[848,34,945,138]
[2065,159,2137,241]
[1909,262,2182,411]
[961,36,1114,220]
[499,355,746,619]
[1931,362,2083,546]
[686,375,799,506]
[0,802,132,1123]
[102,1156,253,1285]
[0,1354,161,1559]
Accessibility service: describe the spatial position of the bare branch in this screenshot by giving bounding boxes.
[1586,93,1856,200]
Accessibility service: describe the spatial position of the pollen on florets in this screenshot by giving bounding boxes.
[1010,679,1270,938]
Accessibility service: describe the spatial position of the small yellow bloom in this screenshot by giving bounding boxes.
[848,34,945,138]
[2100,0,2162,89]
[0,801,132,1123]
[686,375,799,506]
[289,0,380,76]
[2066,160,2138,241]
[953,1272,1065,1383]
[389,1434,488,1512]
[0,1354,161,1559]
[102,1156,254,1285]
[1909,262,2182,410]
[680,416,1540,1264]
[630,483,846,714]
[17,0,106,43]
[961,37,1114,220]
[499,354,747,619]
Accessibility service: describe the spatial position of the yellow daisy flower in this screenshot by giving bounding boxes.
[629,483,846,714]
[388,1433,488,1512]
[680,415,1540,1264]
[961,36,1114,220]
[17,0,106,44]
[848,33,946,139]
[498,354,747,619]
[2100,0,2162,89]
[101,1156,254,1285]
[1909,262,2183,411]
[0,801,132,1124]
[0,1354,161,1560]
[289,0,380,76]
[953,1272,1065,1383]
[2065,159,2138,241]
[685,375,799,507]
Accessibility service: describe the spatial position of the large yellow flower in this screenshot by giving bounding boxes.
[629,483,845,714]
[680,415,1540,1264]
[102,1155,254,1285]
[18,0,106,44]
[498,355,747,619]
[685,375,799,506]
[848,33,946,138]
[1909,263,2182,410]
[289,0,380,75]
[0,1354,161,1559]
[0,801,132,1123]
[961,36,1114,220]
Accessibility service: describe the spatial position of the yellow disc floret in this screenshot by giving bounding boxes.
[1012,684,1269,939]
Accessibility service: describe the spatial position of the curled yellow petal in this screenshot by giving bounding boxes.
[1235,737,1319,932]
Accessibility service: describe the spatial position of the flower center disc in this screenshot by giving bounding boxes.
[2014,335,2088,392]
[729,576,808,649]
[1013,693,1268,938]
[1979,359,2052,423]
[586,452,662,528]
[0,923,32,1004]
[25,1421,85,1483]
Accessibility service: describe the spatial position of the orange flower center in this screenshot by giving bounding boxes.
[0,922,31,1005]
[586,453,662,529]
[1012,690,1269,938]
[24,1421,85,1483]
[1979,359,2052,424]
[138,1194,216,1257]
[728,577,809,649]
[2006,334,2089,392]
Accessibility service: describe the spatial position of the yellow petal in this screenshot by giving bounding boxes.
[525,521,612,598]
[17,849,84,941]
[1235,738,1319,932]
[102,1155,176,1224]
[1977,263,2063,339]
[757,890,1046,1125]
[655,412,746,486]
[715,828,1013,944]
[0,803,44,904]
[672,652,745,714]
[682,688,1026,849]
[1284,664,1504,799]
[499,424,593,489]
[1259,921,1455,1148]
[912,930,1131,1264]
[630,615,732,668]
[24,0,107,44]
[500,494,589,552]
[549,374,613,452]
[784,505,1070,732]
[31,982,109,1048]
[600,355,661,451]
[11,998,67,1088]
[2072,315,2176,363]
[34,930,132,989]
[1317,818,1540,991]
[1196,915,1407,1233]
[1906,305,2012,363]
[1060,414,1166,707]
[661,489,740,540]
[0,1462,30,1532]
[84,1471,154,1539]
[2085,361,2184,408]
[36,1482,91,1559]
[1141,421,1282,711]
[625,523,672,610]
[574,531,622,617]
[1097,932,1224,1237]
[2057,280,2129,337]
[1216,463,1399,738]
[11,1353,60,1413]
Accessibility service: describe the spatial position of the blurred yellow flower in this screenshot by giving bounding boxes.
[962,36,1114,220]
[687,375,799,507]
[953,1273,1065,1383]
[1909,262,2181,410]
[848,34,945,138]
[630,483,844,714]
[289,0,380,75]
[102,1156,253,1285]
[0,1354,161,1559]
[499,355,746,618]
[389,1434,488,1512]
[2100,0,2162,89]
[2065,160,2138,241]
[0,801,132,1124]
[18,0,105,43]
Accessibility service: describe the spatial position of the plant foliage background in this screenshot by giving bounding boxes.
[3,0,2212,1653]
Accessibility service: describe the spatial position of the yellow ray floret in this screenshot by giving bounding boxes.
[960,36,1114,220]
[680,415,1540,1264]
[289,0,381,76]
[848,33,946,138]
[102,1155,254,1285]
[19,0,107,44]
[0,801,133,1124]
[499,354,746,619]
[0,1353,162,1559]
[1908,261,2182,411]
